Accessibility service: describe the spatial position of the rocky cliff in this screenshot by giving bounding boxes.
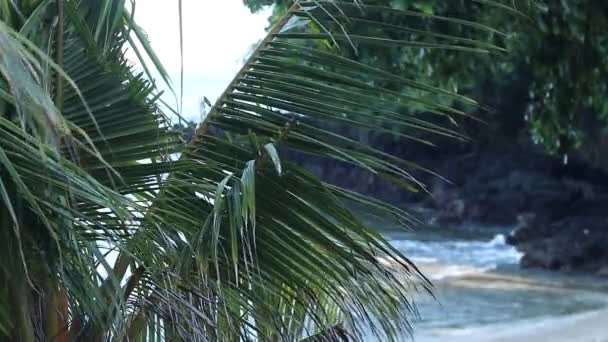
[287,76,608,274]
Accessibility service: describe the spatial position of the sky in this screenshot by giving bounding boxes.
[131,1,272,122]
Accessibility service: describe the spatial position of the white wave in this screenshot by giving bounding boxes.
[411,256,440,264]
[425,264,494,281]
[486,234,507,247]
[390,234,523,278]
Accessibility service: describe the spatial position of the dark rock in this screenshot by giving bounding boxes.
[282,86,608,273]
[508,216,608,272]
[506,213,550,245]
[597,267,608,277]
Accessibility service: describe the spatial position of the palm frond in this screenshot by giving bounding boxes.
[132,1,511,340]
[0,2,180,339]
[0,0,514,341]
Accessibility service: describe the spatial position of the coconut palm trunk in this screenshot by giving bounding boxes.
[0,0,512,340]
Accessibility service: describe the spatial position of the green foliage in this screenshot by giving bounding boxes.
[247,0,608,157]
[0,0,511,340]
[521,1,608,155]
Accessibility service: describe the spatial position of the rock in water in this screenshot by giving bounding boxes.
[507,215,608,272]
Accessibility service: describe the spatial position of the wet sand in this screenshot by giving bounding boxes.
[379,233,608,342]
[414,264,608,342]
[416,307,608,342]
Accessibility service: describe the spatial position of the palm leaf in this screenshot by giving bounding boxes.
[133,1,511,341]
[0,1,181,339]
[0,0,515,341]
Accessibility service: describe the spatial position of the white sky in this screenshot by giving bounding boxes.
[131,1,272,122]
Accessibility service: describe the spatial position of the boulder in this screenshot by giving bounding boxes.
[507,216,608,272]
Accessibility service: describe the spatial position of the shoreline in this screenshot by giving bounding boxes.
[384,233,608,342]
[413,264,608,342]
[415,307,608,342]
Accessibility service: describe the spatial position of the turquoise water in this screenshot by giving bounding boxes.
[414,280,605,330]
[363,226,608,340]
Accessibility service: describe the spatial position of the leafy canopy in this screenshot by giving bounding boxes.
[246,0,608,157]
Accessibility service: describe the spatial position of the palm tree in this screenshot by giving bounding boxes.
[0,0,509,340]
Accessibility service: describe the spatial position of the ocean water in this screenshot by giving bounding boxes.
[391,233,522,280]
[363,227,608,341]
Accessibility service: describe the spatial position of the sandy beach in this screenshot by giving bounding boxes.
[413,263,608,342]
[378,233,608,342]
[416,307,608,342]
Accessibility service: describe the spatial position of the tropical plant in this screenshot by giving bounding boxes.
[0,0,510,341]
[249,0,608,160]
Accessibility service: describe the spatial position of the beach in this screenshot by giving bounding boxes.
[376,229,608,342]
[417,307,608,342]
[415,268,608,342]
